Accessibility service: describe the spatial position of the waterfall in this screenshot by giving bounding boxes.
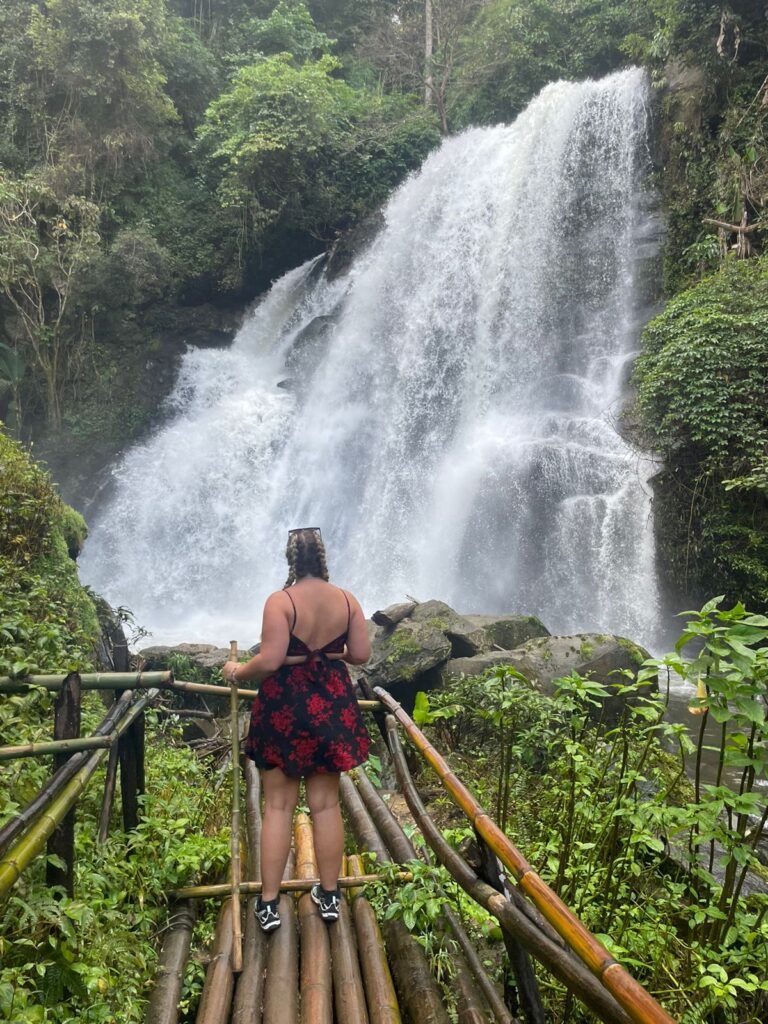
[81,68,663,646]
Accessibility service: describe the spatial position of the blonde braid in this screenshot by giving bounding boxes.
[284,532,299,588]
[284,528,330,583]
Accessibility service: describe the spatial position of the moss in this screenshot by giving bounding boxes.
[426,617,450,631]
[384,628,422,664]
[59,504,88,559]
[0,426,100,673]
[617,637,646,667]
[579,640,595,660]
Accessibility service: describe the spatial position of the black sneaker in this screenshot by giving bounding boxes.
[255,896,281,933]
[310,884,340,922]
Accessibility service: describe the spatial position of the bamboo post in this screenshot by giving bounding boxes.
[118,689,141,832]
[375,687,676,1024]
[145,901,197,1024]
[229,640,243,974]
[46,672,81,896]
[295,812,333,1024]
[0,690,135,856]
[384,715,634,1024]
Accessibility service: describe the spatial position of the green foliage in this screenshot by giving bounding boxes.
[634,256,768,606]
[198,50,440,261]
[0,427,99,675]
[422,601,768,1022]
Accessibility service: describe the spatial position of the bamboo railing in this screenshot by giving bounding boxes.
[374,685,677,1024]
[0,671,380,708]
[0,689,160,901]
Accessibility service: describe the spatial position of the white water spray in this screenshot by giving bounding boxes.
[81,69,663,646]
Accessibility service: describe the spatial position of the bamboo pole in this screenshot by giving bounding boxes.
[47,672,81,896]
[263,853,299,1024]
[354,770,515,1024]
[0,735,113,760]
[0,691,135,856]
[339,776,451,1024]
[295,813,333,1024]
[145,901,197,1024]
[347,855,402,1024]
[384,718,632,1024]
[0,690,159,901]
[329,865,370,1024]
[229,640,243,974]
[375,687,676,1024]
[231,761,266,1024]
[97,741,120,844]
[195,899,235,1024]
[168,871,415,900]
[0,672,380,707]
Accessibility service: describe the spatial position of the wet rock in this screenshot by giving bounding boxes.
[367,615,452,698]
[284,314,338,383]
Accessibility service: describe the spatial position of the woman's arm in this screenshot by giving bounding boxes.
[222,592,291,684]
[343,592,372,666]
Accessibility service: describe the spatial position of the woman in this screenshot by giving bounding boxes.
[221,527,371,933]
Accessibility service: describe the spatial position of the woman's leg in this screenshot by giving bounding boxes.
[305,772,343,891]
[260,767,300,901]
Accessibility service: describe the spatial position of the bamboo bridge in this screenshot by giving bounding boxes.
[0,669,678,1024]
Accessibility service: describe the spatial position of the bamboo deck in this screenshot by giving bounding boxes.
[2,673,678,1024]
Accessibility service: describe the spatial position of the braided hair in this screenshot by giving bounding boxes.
[284,528,330,587]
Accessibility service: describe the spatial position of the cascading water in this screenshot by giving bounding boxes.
[81,68,663,646]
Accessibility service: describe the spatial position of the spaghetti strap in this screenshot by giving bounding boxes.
[285,589,298,631]
[341,588,351,630]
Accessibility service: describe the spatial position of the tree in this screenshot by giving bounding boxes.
[0,171,100,427]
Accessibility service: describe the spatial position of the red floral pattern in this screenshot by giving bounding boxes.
[244,654,370,778]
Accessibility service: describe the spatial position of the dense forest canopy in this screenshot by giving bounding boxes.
[0,0,766,606]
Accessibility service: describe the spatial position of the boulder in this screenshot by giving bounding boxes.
[442,633,653,726]
[284,314,337,382]
[463,614,550,653]
[137,642,231,678]
[443,651,525,682]
[367,615,452,697]
[409,601,487,657]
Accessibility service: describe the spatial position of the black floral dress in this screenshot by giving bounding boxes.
[244,590,370,778]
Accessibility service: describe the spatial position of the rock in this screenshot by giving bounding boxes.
[284,314,338,383]
[462,614,550,652]
[443,633,654,726]
[325,210,385,280]
[442,651,525,682]
[137,642,232,678]
[367,614,452,699]
[409,601,487,657]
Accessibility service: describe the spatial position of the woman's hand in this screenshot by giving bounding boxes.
[222,660,240,683]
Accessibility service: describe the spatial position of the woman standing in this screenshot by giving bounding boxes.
[221,527,371,932]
